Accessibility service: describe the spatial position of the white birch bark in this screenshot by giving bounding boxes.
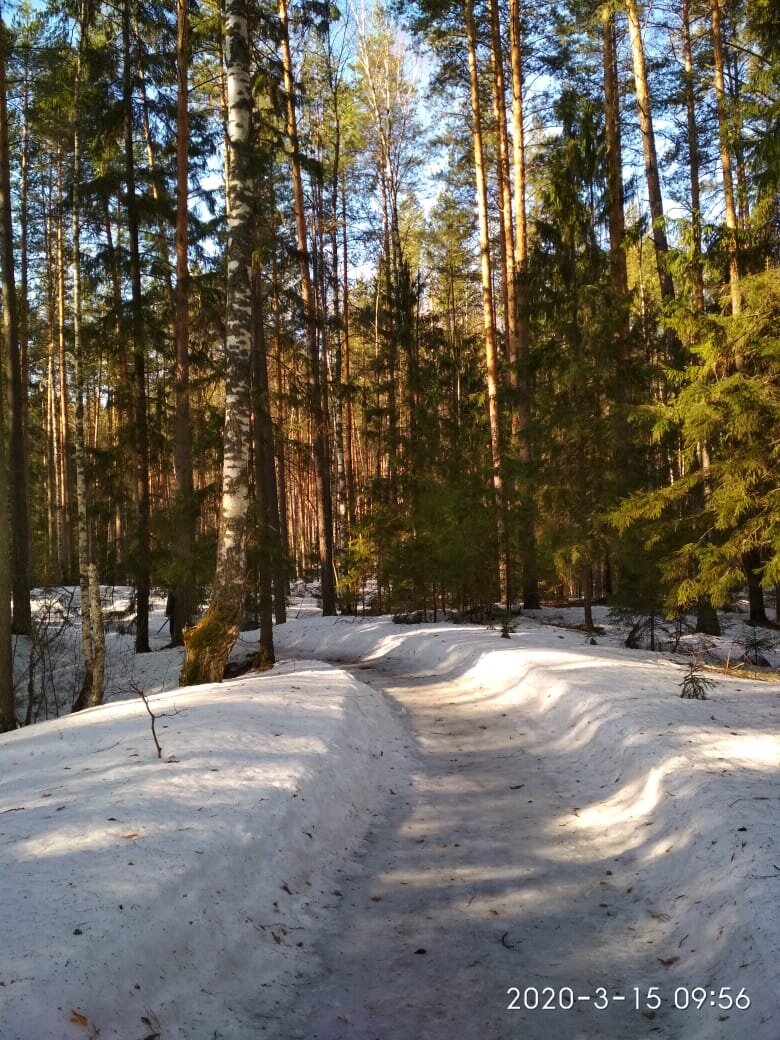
[181,0,256,684]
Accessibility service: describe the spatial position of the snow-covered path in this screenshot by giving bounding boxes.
[264,630,776,1040]
[268,660,654,1040]
[2,611,776,1040]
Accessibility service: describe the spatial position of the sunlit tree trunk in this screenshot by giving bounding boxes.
[122,0,152,653]
[710,0,741,316]
[465,0,507,606]
[251,266,280,661]
[181,0,256,685]
[172,0,196,645]
[55,148,73,577]
[279,0,336,615]
[625,0,674,303]
[0,17,31,636]
[508,0,539,609]
[681,0,705,311]
[70,5,105,711]
[0,16,13,729]
[602,6,628,304]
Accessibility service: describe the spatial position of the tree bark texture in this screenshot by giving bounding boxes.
[625,0,674,303]
[70,8,106,711]
[172,0,196,645]
[465,0,508,607]
[710,0,741,316]
[181,0,254,686]
[0,18,31,636]
[508,0,539,609]
[122,0,152,653]
[279,0,336,615]
[681,0,705,311]
[602,6,629,304]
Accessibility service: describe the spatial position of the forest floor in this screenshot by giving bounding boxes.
[1,600,778,1040]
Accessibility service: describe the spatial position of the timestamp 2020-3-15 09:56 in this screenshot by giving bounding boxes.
[506,985,752,1013]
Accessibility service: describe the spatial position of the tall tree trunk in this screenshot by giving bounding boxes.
[488,0,517,370]
[681,0,705,311]
[0,17,31,636]
[122,0,152,654]
[70,5,105,711]
[341,177,355,530]
[743,549,768,626]
[172,0,196,646]
[0,18,13,729]
[710,0,741,316]
[19,47,30,492]
[251,267,281,660]
[0,410,11,730]
[181,0,256,685]
[602,6,629,304]
[279,0,336,615]
[508,0,539,609]
[55,149,73,577]
[269,212,291,591]
[465,0,508,607]
[625,0,674,303]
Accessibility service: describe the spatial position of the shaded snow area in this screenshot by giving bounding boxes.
[0,659,409,1040]
[1,612,778,1039]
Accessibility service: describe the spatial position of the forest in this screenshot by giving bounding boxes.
[0,0,777,725]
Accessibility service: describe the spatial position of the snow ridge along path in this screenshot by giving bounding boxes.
[269,615,779,1040]
[0,659,411,1040]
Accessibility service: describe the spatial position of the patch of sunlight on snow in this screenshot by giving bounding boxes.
[715,733,778,768]
[573,766,665,832]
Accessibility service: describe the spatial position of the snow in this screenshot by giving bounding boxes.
[1,605,778,1039]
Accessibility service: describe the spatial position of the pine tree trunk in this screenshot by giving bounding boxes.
[465,0,508,607]
[251,269,278,663]
[172,0,196,646]
[508,0,539,609]
[625,0,674,303]
[122,0,152,654]
[602,6,629,303]
[0,20,32,636]
[55,150,73,578]
[341,178,355,530]
[710,0,741,316]
[270,225,291,598]
[279,0,336,615]
[0,370,11,730]
[70,9,105,712]
[681,0,705,311]
[181,0,255,686]
[743,549,768,626]
[0,19,12,728]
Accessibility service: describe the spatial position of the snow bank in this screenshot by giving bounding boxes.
[0,660,408,1040]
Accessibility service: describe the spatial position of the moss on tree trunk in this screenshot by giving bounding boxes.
[181,595,241,686]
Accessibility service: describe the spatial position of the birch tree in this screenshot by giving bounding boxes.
[181,0,258,684]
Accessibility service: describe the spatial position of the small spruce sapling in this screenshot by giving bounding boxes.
[678,659,716,699]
